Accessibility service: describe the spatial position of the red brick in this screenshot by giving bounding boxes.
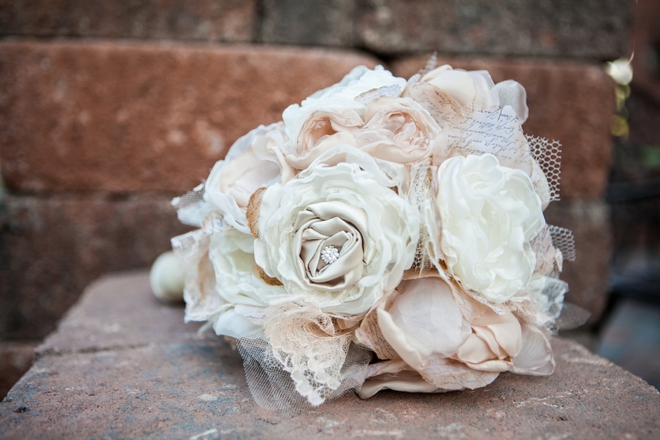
[1,271,659,438]
[544,200,613,325]
[393,56,615,200]
[0,0,256,43]
[0,194,191,340]
[0,41,379,193]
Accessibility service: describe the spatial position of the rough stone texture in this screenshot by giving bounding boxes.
[0,341,38,400]
[0,0,256,43]
[36,272,211,357]
[260,0,356,47]
[0,194,191,341]
[393,56,615,201]
[0,40,379,194]
[1,271,659,439]
[544,200,612,326]
[357,0,633,60]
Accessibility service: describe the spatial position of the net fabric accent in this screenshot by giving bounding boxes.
[527,135,562,202]
[257,301,371,407]
[172,185,214,227]
[548,225,577,262]
[237,334,371,411]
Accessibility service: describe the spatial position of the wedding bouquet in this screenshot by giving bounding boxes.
[168,63,575,409]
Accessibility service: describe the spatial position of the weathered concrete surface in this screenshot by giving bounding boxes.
[392,56,615,201]
[36,271,211,356]
[1,272,659,439]
[0,0,256,43]
[0,40,379,194]
[0,195,191,340]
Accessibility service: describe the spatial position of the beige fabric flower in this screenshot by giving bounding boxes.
[358,276,553,397]
[355,97,440,163]
[254,146,419,315]
[420,65,528,122]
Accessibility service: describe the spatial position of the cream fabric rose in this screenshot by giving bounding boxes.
[354,97,440,163]
[281,66,408,170]
[204,123,285,233]
[420,65,528,123]
[436,154,545,303]
[254,146,420,315]
[208,228,287,338]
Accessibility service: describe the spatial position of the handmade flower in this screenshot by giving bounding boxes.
[281,66,407,170]
[253,146,420,315]
[207,228,287,338]
[420,65,528,122]
[355,97,441,163]
[436,154,545,303]
[204,123,286,233]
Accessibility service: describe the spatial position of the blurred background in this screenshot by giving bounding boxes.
[0,0,657,398]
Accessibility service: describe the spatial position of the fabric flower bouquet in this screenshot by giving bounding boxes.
[167,63,576,409]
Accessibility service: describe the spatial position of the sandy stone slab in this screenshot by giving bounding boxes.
[2,271,659,438]
[392,56,615,200]
[36,271,207,357]
[1,338,659,439]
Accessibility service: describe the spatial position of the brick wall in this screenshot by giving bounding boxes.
[0,1,633,340]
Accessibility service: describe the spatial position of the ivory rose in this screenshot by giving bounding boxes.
[436,154,546,303]
[253,146,420,315]
[204,123,285,233]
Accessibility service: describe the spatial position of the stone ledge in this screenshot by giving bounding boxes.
[355,0,632,59]
[0,40,379,194]
[1,272,658,439]
[0,0,257,43]
[392,56,615,200]
[0,194,190,340]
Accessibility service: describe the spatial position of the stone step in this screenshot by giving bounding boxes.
[0,40,379,194]
[0,1,632,60]
[1,272,658,439]
[0,194,190,340]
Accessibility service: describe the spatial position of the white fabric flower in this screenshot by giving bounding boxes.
[208,228,287,338]
[254,146,420,315]
[204,123,285,233]
[436,154,545,303]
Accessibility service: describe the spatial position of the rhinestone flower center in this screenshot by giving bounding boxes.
[320,245,340,265]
